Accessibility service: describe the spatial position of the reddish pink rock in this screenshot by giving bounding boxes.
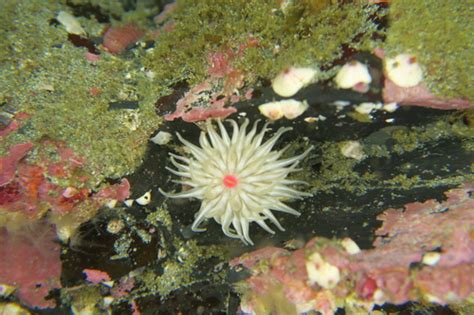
[95,178,131,201]
[372,184,474,268]
[103,24,144,54]
[0,120,19,137]
[85,52,101,62]
[247,275,272,296]
[111,276,135,298]
[180,106,237,122]
[208,49,235,78]
[83,268,111,284]
[164,81,238,122]
[0,142,34,186]
[0,141,95,217]
[371,268,412,304]
[414,264,474,304]
[355,274,377,299]
[229,246,289,268]
[0,224,61,308]
[383,78,472,110]
[0,182,22,205]
[164,39,260,122]
[231,183,474,313]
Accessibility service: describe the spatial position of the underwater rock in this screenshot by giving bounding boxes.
[231,183,474,314]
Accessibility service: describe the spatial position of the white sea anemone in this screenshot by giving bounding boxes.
[160,118,313,245]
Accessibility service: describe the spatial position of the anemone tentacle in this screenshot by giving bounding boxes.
[161,118,313,245]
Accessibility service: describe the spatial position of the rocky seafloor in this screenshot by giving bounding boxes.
[0,1,473,314]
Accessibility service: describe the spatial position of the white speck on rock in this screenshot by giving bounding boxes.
[151,131,173,145]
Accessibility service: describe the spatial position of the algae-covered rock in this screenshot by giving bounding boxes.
[384,0,474,101]
[144,0,385,88]
[0,0,161,185]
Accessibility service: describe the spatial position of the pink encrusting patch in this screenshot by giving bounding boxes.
[223,174,238,188]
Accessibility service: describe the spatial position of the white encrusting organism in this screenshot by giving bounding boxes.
[272,67,318,97]
[160,118,313,245]
[334,60,372,91]
[385,54,423,88]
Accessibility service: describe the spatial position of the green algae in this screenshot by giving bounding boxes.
[137,239,227,297]
[307,113,474,200]
[66,0,125,19]
[61,286,102,315]
[390,118,468,154]
[0,0,161,186]
[103,205,229,301]
[146,205,173,232]
[145,0,384,88]
[111,232,134,260]
[384,0,474,100]
[309,141,366,194]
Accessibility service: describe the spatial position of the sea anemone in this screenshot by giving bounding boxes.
[160,118,313,245]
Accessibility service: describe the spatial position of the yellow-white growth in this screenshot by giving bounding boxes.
[334,60,372,89]
[57,11,85,35]
[341,237,361,254]
[151,131,173,145]
[160,119,313,245]
[259,99,309,120]
[306,252,340,289]
[340,141,365,161]
[385,54,423,88]
[422,252,441,266]
[272,67,318,97]
[136,190,151,205]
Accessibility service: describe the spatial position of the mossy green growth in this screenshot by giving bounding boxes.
[146,206,174,232]
[308,141,367,194]
[145,0,384,88]
[61,285,102,315]
[307,113,474,200]
[384,0,474,100]
[0,0,161,186]
[138,240,227,297]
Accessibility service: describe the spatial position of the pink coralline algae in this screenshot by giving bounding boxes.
[151,2,177,38]
[103,24,144,54]
[0,224,61,308]
[0,123,131,309]
[0,154,131,260]
[0,142,34,187]
[83,269,112,284]
[94,178,130,202]
[0,112,30,138]
[368,183,474,269]
[0,141,89,218]
[382,79,472,110]
[85,51,101,62]
[1,140,130,236]
[164,81,237,122]
[111,276,136,298]
[231,183,474,314]
[0,120,19,137]
[165,40,257,122]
